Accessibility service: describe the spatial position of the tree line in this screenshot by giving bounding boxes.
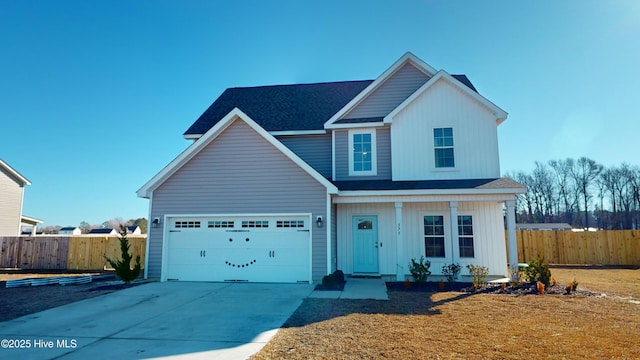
[38,217,148,234]
[506,157,640,230]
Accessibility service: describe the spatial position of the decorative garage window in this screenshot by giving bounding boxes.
[208,220,235,228]
[424,215,445,257]
[242,220,269,228]
[434,127,454,168]
[458,215,474,258]
[175,221,201,228]
[276,220,304,228]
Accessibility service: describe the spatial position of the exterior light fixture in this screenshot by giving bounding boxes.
[316,216,323,228]
[152,217,160,228]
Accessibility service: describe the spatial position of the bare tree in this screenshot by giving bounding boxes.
[549,158,577,225]
[570,157,602,229]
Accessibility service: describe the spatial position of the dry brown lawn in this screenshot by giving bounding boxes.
[253,268,640,360]
[551,266,640,299]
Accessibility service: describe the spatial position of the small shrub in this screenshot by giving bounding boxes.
[524,254,552,289]
[537,281,545,294]
[104,225,141,284]
[467,264,489,290]
[322,270,346,289]
[442,263,461,283]
[409,256,431,283]
[565,278,579,294]
[510,266,524,288]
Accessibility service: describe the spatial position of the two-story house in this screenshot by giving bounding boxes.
[0,159,32,236]
[137,52,526,283]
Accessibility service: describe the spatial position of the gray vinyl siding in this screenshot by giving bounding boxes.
[277,134,332,178]
[343,63,430,119]
[0,168,24,236]
[334,127,392,181]
[148,120,329,280]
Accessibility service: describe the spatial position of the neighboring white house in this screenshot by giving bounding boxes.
[0,159,38,236]
[59,226,82,235]
[138,52,526,283]
[127,225,142,235]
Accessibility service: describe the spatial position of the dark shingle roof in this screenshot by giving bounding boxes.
[88,228,114,234]
[185,74,478,136]
[451,74,477,92]
[184,80,374,135]
[332,178,524,191]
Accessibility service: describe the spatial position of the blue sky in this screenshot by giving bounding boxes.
[1,1,638,227]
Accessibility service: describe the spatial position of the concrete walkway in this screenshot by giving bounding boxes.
[309,277,389,300]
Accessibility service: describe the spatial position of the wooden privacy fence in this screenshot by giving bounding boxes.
[507,230,640,266]
[0,236,146,270]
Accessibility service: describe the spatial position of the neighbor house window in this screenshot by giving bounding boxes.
[434,127,454,168]
[424,215,445,257]
[348,129,377,176]
[458,215,474,258]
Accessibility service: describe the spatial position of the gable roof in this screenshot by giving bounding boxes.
[138,108,339,198]
[184,80,373,138]
[0,159,31,186]
[384,70,508,124]
[324,52,437,128]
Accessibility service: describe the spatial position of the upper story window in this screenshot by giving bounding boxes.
[348,129,377,176]
[434,127,454,168]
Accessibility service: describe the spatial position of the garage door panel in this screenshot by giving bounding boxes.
[165,215,311,283]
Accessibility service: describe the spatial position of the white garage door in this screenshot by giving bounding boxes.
[164,215,311,283]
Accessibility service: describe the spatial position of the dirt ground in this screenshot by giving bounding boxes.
[0,271,140,322]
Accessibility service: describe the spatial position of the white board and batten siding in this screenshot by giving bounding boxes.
[391,78,501,181]
[337,201,508,278]
[336,203,397,275]
[402,201,507,277]
[343,62,430,119]
[147,120,329,281]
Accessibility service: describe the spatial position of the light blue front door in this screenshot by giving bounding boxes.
[352,216,379,273]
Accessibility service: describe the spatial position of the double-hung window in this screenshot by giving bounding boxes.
[348,129,377,176]
[424,215,445,258]
[434,127,454,168]
[458,215,474,258]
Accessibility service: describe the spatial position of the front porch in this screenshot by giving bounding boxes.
[333,195,520,281]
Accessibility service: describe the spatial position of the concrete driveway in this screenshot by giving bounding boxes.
[0,282,314,360]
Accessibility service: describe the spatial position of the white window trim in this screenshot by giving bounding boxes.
[421,212,450,260]
[348,128,377,176]
[433,127,456,170]
[457,213,475,259]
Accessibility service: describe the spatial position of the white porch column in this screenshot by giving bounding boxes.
[506,199,518,275]
[449,201,459,266]
[395,202,404,281]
